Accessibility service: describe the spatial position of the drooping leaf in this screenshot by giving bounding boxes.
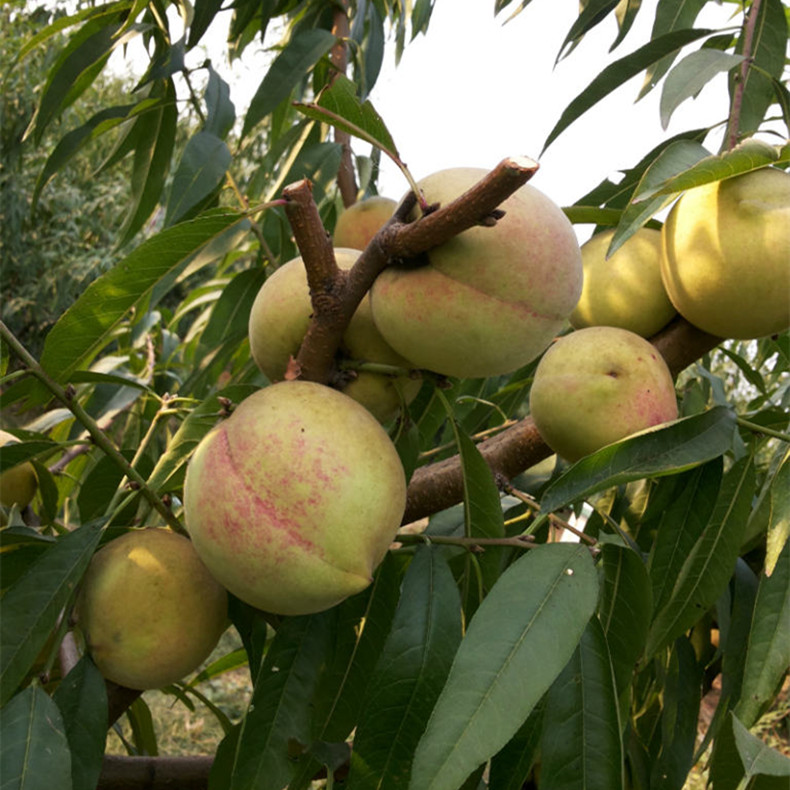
[30,208,245,405]
[408,543,599,790]
[0,522,103,706]
[345,547,463,790]
[199,268,266,352]
[734,539,790,728]
[228,613,333,790]
[540,617,624,790]
[646,455,756,657]
[598,543,653,697]
[242,28,337,139]
[647,459,723,614]
[557,0,621,62]
[611,0,642,51]
[542,27,715,153]
[53,657,108,790]
[295,74,400,163]
[204,64,236,140]
[764,449,790,576]
[660,50,746,129]
[638,0,709,98]
[540,407,736,515]
[650,637,702,790]
[117,78,178,246]
[188,0,224,49]
[0,686,72,790]
[165,131,232,226]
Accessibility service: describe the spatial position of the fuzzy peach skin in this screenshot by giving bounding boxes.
[369,167,583,379]
[183,381,407,616]
[0,429,38,510]
[571,227,676,338]
[75,528,228,690]
[529,326,679,462]
[333,195,397,250]
[661,167,790,339]
[248,248,421,423]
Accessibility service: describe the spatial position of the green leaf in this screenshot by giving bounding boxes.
[165,131,231,226]
[730,0,788,137]
[646,455,756,657]
[117,79,178,246]
[0,522,103,706]
[188,0,224,49]
[598,544,653,697]
[540,407,736,515]
[346,547,462,790]
[199,268,266,352]
[647,459,723,614]
[127,696,158,756]
[632,137,790,202]
[608,138,710,256]
[487,702,544,790]
[53,657,108,790]
[542,27,715,153]
[228,613,333,790]
[31,208,245,402]
[540,618,624,790]
[204,64,236,140]
[29,12,125,144]
[0,440,60,473]
[650,637,702,790]
[731,713,790,781]
[145,384,258,494]
[408,543,599,790]
[638,0,709,98]
[0,686,72,790]
[295,74,400,162]
[558,0,620,61]
[611,0,642,51]
[734,539,790,728]
[242,28,337,139]
[764,449,790,576]
[660,50,746,129]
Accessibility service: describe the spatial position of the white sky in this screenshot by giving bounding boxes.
[104,1,738,238]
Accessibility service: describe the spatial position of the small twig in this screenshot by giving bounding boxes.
[737,416,790,443]
[395,531,537,551]
[724,0,763,151]
[0,321,184,535]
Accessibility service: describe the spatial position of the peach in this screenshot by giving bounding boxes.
[248,248,421,423]
[529,326,678,462]
[74,528,228,690]
[571,227,676,337]
[182,381,407,615]
[369,167,583,379]
[0,429,38,510]
[333,195,397,250]
[661,167,790,339]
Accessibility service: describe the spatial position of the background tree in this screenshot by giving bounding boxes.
[0,1,788,790]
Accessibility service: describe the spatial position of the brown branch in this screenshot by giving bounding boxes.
[329,1,358,206]
[287,156,540,385]
[402,317,722,525]
[97,755,212,790]
[724,0,763,151]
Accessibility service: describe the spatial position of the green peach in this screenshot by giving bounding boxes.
[0,429,38,510]
[248,248,421,423]
[333,196,397,250]
[75,528,228,690]
[571,227,676,337]
[529,326,678,462]
[183,381,407,616]
[661,167,790,339]
[369,167,583,378]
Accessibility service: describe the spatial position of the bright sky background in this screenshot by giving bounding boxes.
[103,0,739,239]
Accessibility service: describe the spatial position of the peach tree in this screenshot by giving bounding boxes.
[1,1,788,789]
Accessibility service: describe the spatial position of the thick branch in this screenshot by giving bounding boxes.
[402,317,722,524]
[97,755,212,790]
[288,157,539,384]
